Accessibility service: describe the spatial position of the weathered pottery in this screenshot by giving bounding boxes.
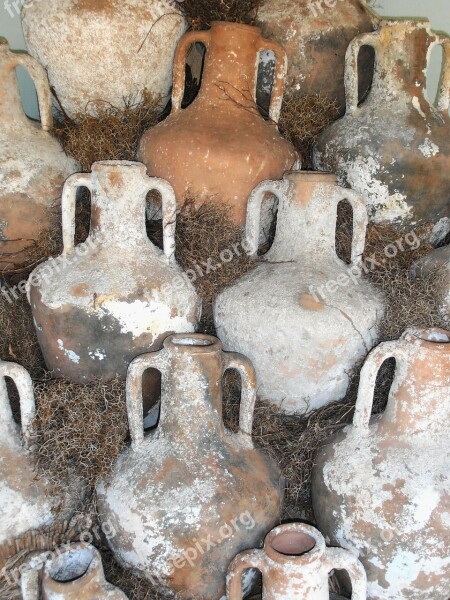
[255,0,379,115]
[0,360,83,545]
[0,39,79,272]
[21,543,128,599]
[314,19,450,242]
[227,523,367,599]
[214,172,384,413]
[96,334,284,600]
[410,245,450,324]
[29,161,200,383]
[139,21,298,226]
[312,328,450,599]
[22,0,187,118]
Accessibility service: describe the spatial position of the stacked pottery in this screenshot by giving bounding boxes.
[227,523,367,599]
[29,161,200,383]
[312,328,450,599]
[21,543,128,599]
[22,0,187,118]
[139,21,298,227]
[96,334,284,600]
[0,39,79,272]
[314,19,450,242]
[255,0,379,115]
[0,360,83,544]
[214,172,384,413]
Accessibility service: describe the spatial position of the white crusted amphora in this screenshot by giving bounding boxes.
[214,171,384,413]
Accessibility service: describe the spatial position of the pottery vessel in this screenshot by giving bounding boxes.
[314,19,450,243]
[96,334,284,600]
[29,161,200,383]
[22,0,187,118]
[139,21,298,227]
[410,245,450,324]
[312,328,450,599]
[21,543,127,599]
[255,0,378,115]
[0,39,78,272]
[0,360,83,545]
[214,172,384,413]
[227,523,367,599]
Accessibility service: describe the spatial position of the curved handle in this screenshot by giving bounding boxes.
[352,340,401,432]
[10,51,53,131]
[345,31,380,113]
[258,39,288,123]
[244,179,288,257]
[325,547,367,599]
[0,360,35,449]
[222,352,257,448]
[435,35,450,112]
[171,30,211,112]
[333,188,368,268]
[226,549,267,600]
[20,551,48,600]
[146,178,177,259]
[126,350,169,452]
[61,173,93,254]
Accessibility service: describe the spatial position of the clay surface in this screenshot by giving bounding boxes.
[256,0,378,115]
[314,20,450,241]
[312,328,450,599]
[22,0,187,118]
[214,172,384,413]
[0,40,79,271]
[29,162,200,383]
[227,523,367,599]
[139,22,298,226]
[96,334,283,600]
[0,360,83,545]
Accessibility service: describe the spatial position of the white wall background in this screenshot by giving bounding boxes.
[0,0,449,119]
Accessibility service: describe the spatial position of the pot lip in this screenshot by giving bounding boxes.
[164,333,222,354]
[43,543,101,593]
[91,160,147,172]
[264,523,325,565]
[378,17,431,28]
[210,20,261,34]
[402,327,450,346]
[285,170,338,183]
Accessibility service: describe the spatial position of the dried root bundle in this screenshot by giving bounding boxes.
[175,0,262,29]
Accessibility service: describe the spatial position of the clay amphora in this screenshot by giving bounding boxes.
[227,523,367,599]
[139,22,298,226]
[312,328,450,599]
[410,245,450,324]
[0,360,83,545]
[314,19,450,243]
[214,172,384,413]
[21,543,127,599]
[0,39,79,272]
[22,0,187,118]
[96,334,284,600]
[255,0,379,115]
[29,161,200,383]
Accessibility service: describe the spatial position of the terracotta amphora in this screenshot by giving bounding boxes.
[21,543,127,599]
[410,245,450,325]
[96,334,284,600]
[139,21,298,226]
[312,328,450,599]
[0,39,79,272]
[214,172,384,413]
[22,0,187,118]
[29,161,200,383]
[255,0,379,115]
[314,19,450,243]
[227,523,367,599]
[0,360,83,545]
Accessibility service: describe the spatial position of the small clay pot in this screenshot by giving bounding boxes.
[227,523,367,599]
[21,543,127,599]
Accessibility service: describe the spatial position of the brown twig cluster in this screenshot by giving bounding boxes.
[175,0,262,29]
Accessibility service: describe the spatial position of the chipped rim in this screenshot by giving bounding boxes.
[402,327,450,346]
[264,523,325,565]
[164,333,222,354]
[285,170,338,183]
